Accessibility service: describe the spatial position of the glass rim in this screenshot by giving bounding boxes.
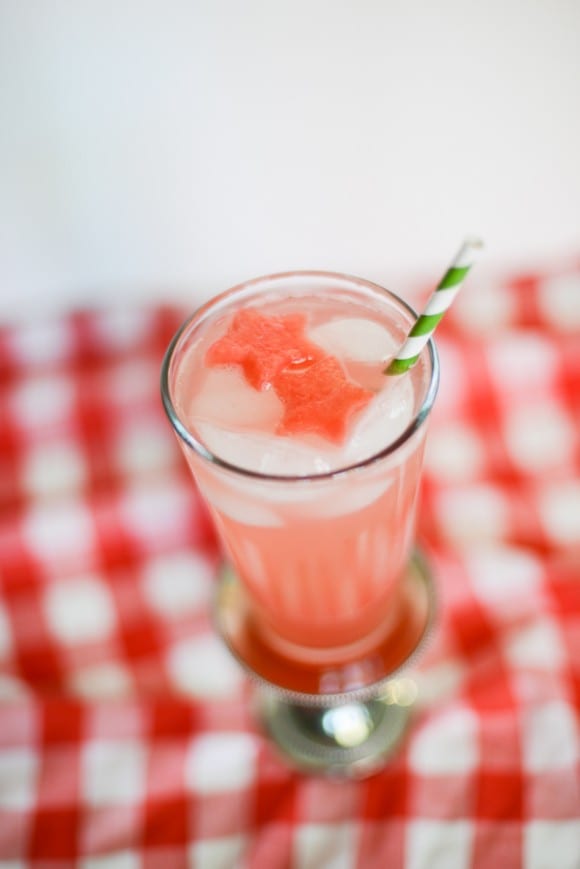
[160,269,440,483]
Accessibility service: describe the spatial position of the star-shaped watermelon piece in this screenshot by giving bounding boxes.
[205,309,324,390]
[273,356,374,444]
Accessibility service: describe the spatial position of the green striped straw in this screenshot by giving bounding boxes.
[385,236,484,375]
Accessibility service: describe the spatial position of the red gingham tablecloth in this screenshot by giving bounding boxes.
[0,265,579,868]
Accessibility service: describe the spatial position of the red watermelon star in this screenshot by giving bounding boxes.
[205,309,323,390]
[273,356,374,444]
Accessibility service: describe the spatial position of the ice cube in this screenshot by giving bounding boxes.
[312,477,395,516]
[196,475,283,527]
[187,368,282,430]
[195,420,398,520]
[308,317,396,363]
[342,375,415,465]
[195,421,334,476]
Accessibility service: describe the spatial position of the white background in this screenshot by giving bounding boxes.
[1,0,579,322]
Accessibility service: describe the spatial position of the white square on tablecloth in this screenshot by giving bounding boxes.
[524,821,580,869]
[539,481,580,546]
[184,732,257,795]
[22,441,87,498]
[453,283,516,336]
[425,421,484,483]
[80,850,140,869]
[189,835,247,869]
[486,333,558,395]
[504,618,566,670]
[44,575,117,645]
[430,338,469,413]
[294,822,359,869]
[115,420,176,477]
[0,675,27,699]
[438,485,509,545]
[406,820,473,869]
[69,662,134,700]
[109,359,159,406]
[0,749,38,810]
[23,500,97,567]
[142,550,214,618]
[11,374,75,430]
[415,661,467,709]
[521,701,578,772]
[118,481,193,548]
[93,308,152,349]
[9,318,74,366]
[409,707,479,775]
[82,741,146,806]
[503,401,575,473]
[167,634,244,700]
[538,272,580,330]
[466,545,544,611]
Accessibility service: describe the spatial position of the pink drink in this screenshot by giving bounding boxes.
[163,273,437,671]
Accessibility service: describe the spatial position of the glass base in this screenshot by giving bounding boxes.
[214,553,435,776]
[256,680,416,777]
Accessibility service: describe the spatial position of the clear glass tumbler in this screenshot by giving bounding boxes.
[161,272,439,775]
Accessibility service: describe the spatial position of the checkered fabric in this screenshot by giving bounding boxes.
[0,265,579,869]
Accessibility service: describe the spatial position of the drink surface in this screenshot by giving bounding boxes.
[170,279,432,667]
[176,293,420,475]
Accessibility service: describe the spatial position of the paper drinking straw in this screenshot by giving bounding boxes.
[385,236,484,375]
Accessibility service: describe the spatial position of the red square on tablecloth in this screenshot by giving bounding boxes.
[362,766,409,818]
[252,775,297,826]
[28,807,80,860]
[475,770,524,821]
[41,701,84,744]
[142,796,190,847]
[149,700,197,739]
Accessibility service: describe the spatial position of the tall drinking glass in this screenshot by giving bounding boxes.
[161,272,439,775]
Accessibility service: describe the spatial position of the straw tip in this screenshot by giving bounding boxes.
[464,236,485,250]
